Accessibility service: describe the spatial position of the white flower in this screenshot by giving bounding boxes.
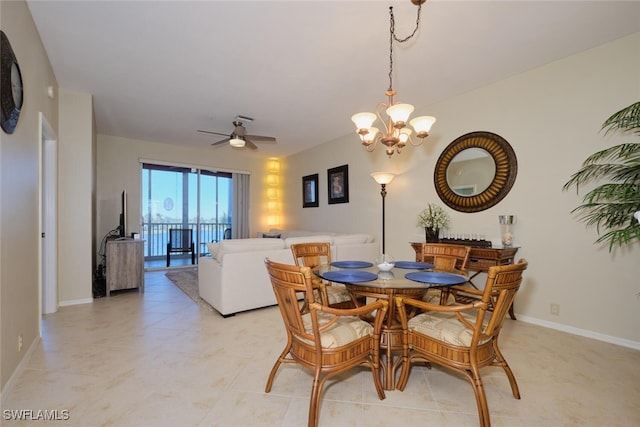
[417,203,450,229]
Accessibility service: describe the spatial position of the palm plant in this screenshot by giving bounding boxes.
[563,101,640,250]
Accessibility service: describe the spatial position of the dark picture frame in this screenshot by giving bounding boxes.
[302,173,319,208]
[327,164,349,204]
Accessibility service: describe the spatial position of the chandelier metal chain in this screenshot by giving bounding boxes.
[388,3,422,91]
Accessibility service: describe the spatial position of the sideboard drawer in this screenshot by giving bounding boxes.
[467,258,498,270]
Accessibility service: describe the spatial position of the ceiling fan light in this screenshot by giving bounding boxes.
[410,115,436,137]
[386,103,414,126]
[230,137,245,147]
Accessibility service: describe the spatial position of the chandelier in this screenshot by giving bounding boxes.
[351,0,435,157]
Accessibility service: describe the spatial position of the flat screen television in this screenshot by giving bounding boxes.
[119,189,127,237]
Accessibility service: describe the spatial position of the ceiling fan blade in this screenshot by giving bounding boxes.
[198,129,231,137]
[211,138,231,147]
[244,138,259,150]
[245,134,277,143]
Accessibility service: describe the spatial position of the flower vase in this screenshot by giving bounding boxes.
[425,227,440,243]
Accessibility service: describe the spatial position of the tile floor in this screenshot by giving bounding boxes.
[2,270,639,426]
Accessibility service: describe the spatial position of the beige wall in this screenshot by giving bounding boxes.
[57,90,94,304]
[284,33,640,346]
[95,135,276,256]
[1,0,59,389]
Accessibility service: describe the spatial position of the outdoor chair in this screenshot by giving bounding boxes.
[395,259,528,427]
[166,228,195,267]
[264,258,388,427]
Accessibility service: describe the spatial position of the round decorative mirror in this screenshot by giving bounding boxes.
[434,131,517,213]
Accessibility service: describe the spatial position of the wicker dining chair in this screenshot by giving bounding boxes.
[264,258,388,427]
[290,242,359,310]
[395,259,528,427]
[420,243,471,305]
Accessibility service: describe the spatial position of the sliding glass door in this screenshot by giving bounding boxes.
[141,163,232,265]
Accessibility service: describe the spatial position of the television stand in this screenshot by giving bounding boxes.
[106,239,144,296]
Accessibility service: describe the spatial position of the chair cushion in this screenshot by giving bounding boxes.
[301,312,373,348]
[325,284,352,304]
[408,311,487,347]
[422,288,456,305]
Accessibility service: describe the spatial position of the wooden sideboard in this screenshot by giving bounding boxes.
[106,239,144,296]
[409,242,519,319]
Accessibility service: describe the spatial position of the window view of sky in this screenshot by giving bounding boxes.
[142,169,231,223]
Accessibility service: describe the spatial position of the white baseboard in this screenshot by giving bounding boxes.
[0,336,41,405]
[59,298,93,307]
[517,314,640,351]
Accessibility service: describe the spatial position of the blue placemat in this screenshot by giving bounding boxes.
[331,260,374,268]
[394,261,434,269]
[322,270,377,283]
[404,272,467,285]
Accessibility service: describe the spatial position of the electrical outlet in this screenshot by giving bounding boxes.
[18,334,23,352]
[550,304,560,316]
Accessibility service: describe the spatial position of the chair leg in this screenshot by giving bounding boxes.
[468,367,491,427]
[308,369,325,427]
[493,341,521,399]
[265,337,292,393]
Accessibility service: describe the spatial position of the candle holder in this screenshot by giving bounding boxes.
[499,215,516,247]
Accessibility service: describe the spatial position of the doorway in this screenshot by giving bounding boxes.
[39,112,58,316]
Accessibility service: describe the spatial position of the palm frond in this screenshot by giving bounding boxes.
[602,101,640,135]
[564,101,640,250]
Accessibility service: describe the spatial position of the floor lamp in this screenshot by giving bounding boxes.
[371,172,396,255]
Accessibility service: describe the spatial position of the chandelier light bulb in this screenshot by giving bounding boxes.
[386,103,414,126]
[398,128,412,143]
[363,127,380,144]
[410,116,436,138]
[351,112,377,132]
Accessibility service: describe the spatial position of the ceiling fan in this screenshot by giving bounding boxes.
[197,115,277,150]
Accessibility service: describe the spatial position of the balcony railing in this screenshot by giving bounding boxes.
[140,222,231,258]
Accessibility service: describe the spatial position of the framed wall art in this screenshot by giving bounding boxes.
[302,173,319,208]
[327,164,349,204]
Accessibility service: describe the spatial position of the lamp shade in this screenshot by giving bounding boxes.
[409,116,436,135]
[230,137,245,147]
[386,103,414,124]
[371,172,396,185]
[363,127,379,143]
[351,112,377,131]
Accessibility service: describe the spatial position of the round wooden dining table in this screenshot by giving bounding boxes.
[315,261,467,391]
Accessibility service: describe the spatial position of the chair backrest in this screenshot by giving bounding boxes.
[223,228,232,240]
[421,243,471,272]
[290,242,332,269]
[169,228,192,251]
[264,258,318,342]
[475,259,528,341]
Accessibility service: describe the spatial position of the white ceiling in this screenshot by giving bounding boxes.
[26,1,640,157]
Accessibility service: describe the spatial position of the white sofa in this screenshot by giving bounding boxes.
[198,230,379,317]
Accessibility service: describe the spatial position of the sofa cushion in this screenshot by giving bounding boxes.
[331,233,375,245]
[216,238,286,260]
[283,235,334,248]
[206,242,220,259]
